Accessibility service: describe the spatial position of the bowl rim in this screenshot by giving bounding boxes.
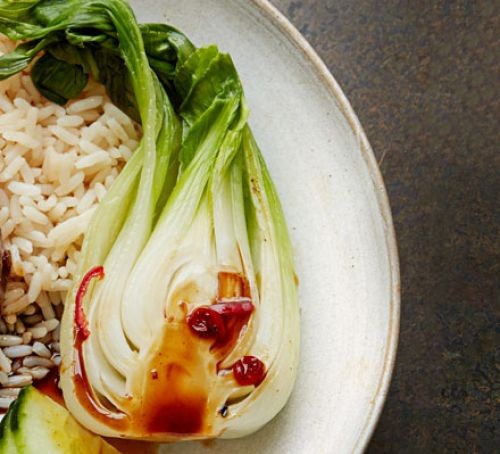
[249,1,401,452]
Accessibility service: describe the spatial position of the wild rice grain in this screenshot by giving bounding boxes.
[55,303,64,319]
[23,314,43,325]
[6,281,25,291]
[10,358,22,372]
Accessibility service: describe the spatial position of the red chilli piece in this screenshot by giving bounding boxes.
[75,266,104,340]
[232,356,266,386]
[187,307,226,340]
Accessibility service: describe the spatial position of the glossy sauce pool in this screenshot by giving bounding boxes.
[34,368,64,406]
[70,271,255,439]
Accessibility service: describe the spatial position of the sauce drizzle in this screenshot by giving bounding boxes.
[74,266,104,340]
[72,266,127,429]
[35,368,64,406]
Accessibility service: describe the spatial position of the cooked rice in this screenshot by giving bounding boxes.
[0,35,140,393]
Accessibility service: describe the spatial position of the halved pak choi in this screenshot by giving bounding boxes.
[0,0,299,441]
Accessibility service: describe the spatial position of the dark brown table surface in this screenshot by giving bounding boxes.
[270,1,499,452]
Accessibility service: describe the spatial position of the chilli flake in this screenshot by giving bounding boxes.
[74,266,104,340]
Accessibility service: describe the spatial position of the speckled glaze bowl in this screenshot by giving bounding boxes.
[132,0,400,452]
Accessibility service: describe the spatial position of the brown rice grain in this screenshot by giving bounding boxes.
[0,335,22,347]
[0,388,20,398]
[32,341,51,358]
[21,332,32,344]
[27,366,50,380]
[22,355,54,368]
[0,396,15,408]
[3,345,32,358]
[1,33,138,390]
[27,326,47,339]
[52,354,61,366]
[6,374,32,387]
[0,349,12,372]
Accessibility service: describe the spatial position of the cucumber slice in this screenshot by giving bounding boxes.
[6,387,118,454]
[0,408,17,453]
